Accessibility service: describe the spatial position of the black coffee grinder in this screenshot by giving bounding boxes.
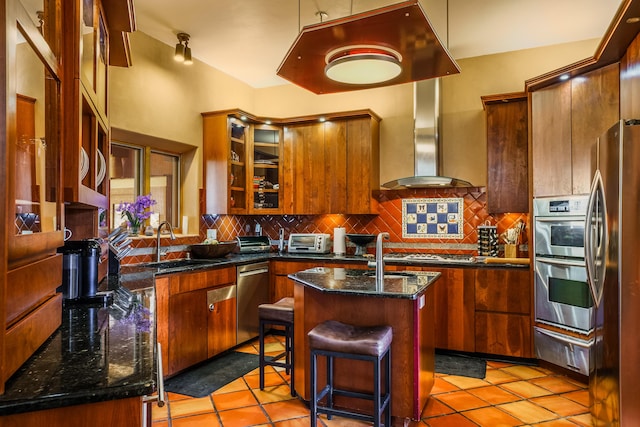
[59,239,109,304]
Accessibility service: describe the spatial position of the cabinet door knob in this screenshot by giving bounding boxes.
[209,303,215,312]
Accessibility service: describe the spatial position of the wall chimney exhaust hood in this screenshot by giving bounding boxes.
[382,78,474,189]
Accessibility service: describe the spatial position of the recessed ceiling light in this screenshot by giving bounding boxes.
[626,17,640,24]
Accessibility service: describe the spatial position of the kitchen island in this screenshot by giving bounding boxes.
[289,267,441,421]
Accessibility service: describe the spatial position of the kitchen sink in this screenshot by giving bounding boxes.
[141,259,219,269]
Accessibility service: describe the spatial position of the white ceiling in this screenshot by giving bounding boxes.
[133,0,622,89]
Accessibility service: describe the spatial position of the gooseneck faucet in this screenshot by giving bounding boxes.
[156,221,176,262]
[368,232,390,284]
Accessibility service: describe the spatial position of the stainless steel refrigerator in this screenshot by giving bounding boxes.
[586,119,640,426]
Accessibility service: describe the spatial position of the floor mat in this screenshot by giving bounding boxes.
[164,351,260,398]
[435,352,487,379]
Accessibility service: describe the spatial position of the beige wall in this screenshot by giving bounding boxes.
[441,39,599,186]
[110,32,600,217]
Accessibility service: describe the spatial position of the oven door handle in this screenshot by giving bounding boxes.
[535,327,594,346]
[535,256,585,268]
[534,216,586,223]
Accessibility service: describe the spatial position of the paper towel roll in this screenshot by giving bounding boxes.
[334,227,346,255]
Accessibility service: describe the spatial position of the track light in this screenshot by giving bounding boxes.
[174,33,192,65]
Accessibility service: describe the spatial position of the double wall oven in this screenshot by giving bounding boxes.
[533,195,593,375]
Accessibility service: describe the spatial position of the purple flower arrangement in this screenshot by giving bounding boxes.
[118,194,156,232]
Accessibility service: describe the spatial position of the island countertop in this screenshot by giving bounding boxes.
[288,267,440,299]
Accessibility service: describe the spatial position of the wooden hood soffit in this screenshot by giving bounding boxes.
[277,0,460,94]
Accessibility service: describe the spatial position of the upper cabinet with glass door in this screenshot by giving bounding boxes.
[61,0,134,210]
[250,125,283,214]
[10,0,64,265]
[60,0,109,208]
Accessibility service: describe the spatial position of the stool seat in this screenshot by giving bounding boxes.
[258,297,294,323]
[259,297,295,396]
[308,320,392,357]
[309,320,392,427]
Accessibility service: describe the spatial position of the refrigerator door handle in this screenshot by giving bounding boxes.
[585,169,607,307]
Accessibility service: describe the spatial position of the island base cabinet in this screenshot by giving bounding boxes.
[293,282,435,421]
[0,396,142,427]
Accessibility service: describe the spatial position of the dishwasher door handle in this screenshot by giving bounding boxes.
[238,268,269,278]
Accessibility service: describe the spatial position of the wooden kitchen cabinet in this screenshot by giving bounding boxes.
[569,63,620,195]
[283,121,347,214]
[481,93,528,213]
[388,265,476,352]
[202,111,248,214]
[282,113,380,214]
[156,266,236,377]
[474,268,532,357]
[531,64,619,197]
[202,109,380,215]
[251,124,283,213]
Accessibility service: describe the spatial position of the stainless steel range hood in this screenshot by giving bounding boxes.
[382,78,473,189]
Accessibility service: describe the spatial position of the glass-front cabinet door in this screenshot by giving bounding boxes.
[9,0,63,264]
[250,124,282,213]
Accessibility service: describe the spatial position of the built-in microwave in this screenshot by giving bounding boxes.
[287,233,331,254]
[533,195,589,259]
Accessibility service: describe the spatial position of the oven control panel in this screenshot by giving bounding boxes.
[534,195,588,217]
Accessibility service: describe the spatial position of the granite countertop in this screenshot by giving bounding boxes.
[288,267,441,299]
[0,249,521,415]
[0,277,157,416]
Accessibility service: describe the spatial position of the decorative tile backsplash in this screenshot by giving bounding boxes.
[120,187,531,265]
[402,198,463,239]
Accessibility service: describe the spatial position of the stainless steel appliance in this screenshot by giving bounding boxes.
[533,195,593,375]
[236,235,271,253]
[533,195,593,333]
[586,119,640,425]
[287,233,331,254]
[236,262,270,344]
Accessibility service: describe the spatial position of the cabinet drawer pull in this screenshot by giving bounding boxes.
[209,303,215,312]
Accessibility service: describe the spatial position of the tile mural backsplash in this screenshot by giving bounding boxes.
[402,198,463,239]
[198,187,529,257]
[119,187,530,265]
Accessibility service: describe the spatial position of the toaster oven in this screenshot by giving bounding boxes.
[287,233,331,254]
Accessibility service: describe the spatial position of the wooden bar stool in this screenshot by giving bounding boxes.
[258,297,295,396]
[308,320,392,427]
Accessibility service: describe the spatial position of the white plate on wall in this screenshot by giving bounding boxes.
[96,149,106,187]
[80,147,89,180]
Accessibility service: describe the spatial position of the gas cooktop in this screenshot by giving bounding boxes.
[383,253,477,263]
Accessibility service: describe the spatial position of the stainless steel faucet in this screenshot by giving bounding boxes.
[156,221,176,262]
[368,232,390,284]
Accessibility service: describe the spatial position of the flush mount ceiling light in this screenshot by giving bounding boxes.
[174,32,192,65]
[277,0,460,94]
[324,45,402,84]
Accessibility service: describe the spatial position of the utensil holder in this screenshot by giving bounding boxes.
[504,244,517,258]
[477,225,498,257]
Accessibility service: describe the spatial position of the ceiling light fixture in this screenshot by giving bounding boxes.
[277,0,460,94]
[174,32,192,65]
[325,45,402,84]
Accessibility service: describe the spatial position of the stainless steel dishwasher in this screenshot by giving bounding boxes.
[236,261,270,344]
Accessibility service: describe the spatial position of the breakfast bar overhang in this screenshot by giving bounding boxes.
[288,268,441,421]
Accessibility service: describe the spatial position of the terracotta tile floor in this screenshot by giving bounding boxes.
[152,335,593,427]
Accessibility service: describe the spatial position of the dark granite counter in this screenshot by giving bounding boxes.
[0,248,523,415]
[0,277,157,416]
[288,267,441,299]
